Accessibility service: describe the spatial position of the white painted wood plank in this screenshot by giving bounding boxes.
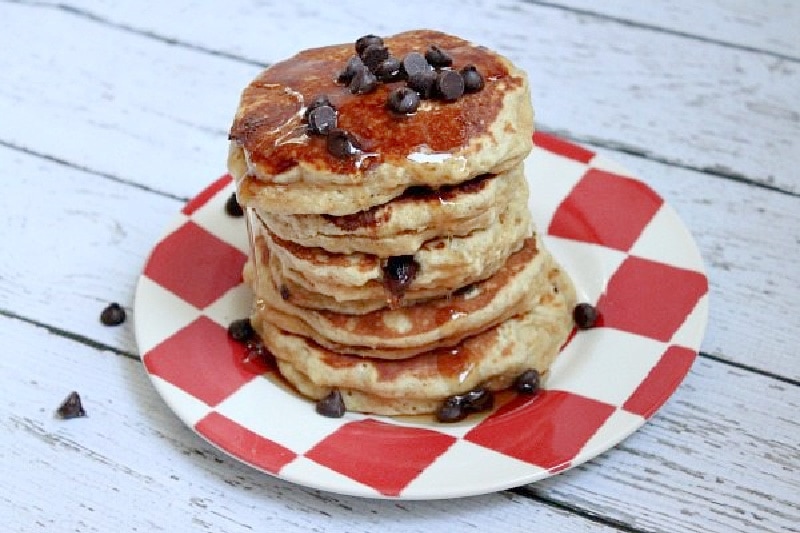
[2,1,799,193]
[547,0,800,59]
[0,314,796,533]
[0,315,637,533]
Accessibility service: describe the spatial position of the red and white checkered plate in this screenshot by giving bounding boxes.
[134,133,709,499]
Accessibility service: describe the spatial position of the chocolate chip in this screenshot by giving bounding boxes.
[387,87,420,114]
[573,303,599,329]
[436,70,465,101]
[303,94,334,121]
[402,51,432,77]
[279,284,291,300]
[348,67,378,94]
[228,318,255,343]
[383,255,420,296]
[435,396,467,423]
[463,387,494,412]
[307,105,337,135]
[224,192,244,217]
[100,303,126,326]
[375,57,404,82]
[425,45,453,68]
[355,34,384,56]
[513,369,541,395]
[326,128,361,158]
[337,55,364,84]
[316,390,346,418]
[361,44,390,72]
[245,339,268,360]
[461,65,485,93]
[407,69,438,99]
[56,391,87,419]
[436,387,495,423]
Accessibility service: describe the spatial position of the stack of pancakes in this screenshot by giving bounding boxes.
[227,30,576,417]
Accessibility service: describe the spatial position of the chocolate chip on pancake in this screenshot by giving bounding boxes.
[425,45,453,68]
[461,64,485,93]
[375,57,404,82]
[355,34,384,56]
[513,369,541,394]
[337,55,364,84]
[407,69,437,99]
[436,70,465,101]
[383,255,420,300]
[360,44,390,72]
[387,86,420,114]
[307,105,337,135]
[401,51,432,77]
[326,128,362,158]
[348,66,378,94]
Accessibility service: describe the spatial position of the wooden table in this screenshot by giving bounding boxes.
[1,1,797,531]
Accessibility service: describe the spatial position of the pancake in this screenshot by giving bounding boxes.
[259,165,526,256]
[249,236,561,359]
[252,261,576,416]
[258,188,531,310]
[228,29,533,215]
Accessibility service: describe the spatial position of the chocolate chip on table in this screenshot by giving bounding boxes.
[387,87,421,114]
[326,128,362,158]
[228,318,255,343]
[348,66,378,94]
[436,70,465,101]
[513,369,541,395]
[355,34,384,56]
[56,391,87,419]
[573,302,599,329]
[375,57,404,82]
[360,44,390,72]
[461,64,485,93]
[402,51,432,78]
[407,70,438,99]
[383,255,420,296]
[100,302,126,326]
[303,94,334,121]
[337,55,365,84]
[307,105,337,135]
[224,192,244,217]
[425,45,453,68]
[316,390,346,418]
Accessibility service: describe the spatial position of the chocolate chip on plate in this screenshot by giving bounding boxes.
[436,70,465,101]
[337,55,365,84]
[56,391,87,419]
[435,396,467,423]
[461,64,485,93]
[224,191,244,217]
[463,387,494,412]
[355,34,384,56]
[513,369,541,395]
[387,87,420,114]
[361,44,390,72]
[304,94,334,121]
[375,57,404,82]
[407,70,438,99]
[573,302,599,329]
[402,51,432,78]
[316,389,346,418]
[383,255,420,296]
[326,128,362,158]
[348,66,378,94]
[425,45,453,68]
[307,105,337,135]
[228,318,255,343]
[100,302,126,326]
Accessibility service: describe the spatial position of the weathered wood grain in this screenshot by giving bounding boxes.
[9,0,799,193]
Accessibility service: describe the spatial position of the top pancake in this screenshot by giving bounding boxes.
[228,29,533,215]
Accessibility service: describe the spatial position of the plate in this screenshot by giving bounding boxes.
[134,133,708,499]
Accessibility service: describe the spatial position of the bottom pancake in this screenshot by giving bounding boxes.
[250,260,576,416]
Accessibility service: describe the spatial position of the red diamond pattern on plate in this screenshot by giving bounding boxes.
[465,391,616,471]
[548,168,664,251]
[596,256,708,342]
[623,345,698,418]
[143,221,247,309]
[144,316,269,407]
[195,411,297,474]
[534,132,595,163]
[182,175,232,216]
[304,419,456,497]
